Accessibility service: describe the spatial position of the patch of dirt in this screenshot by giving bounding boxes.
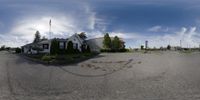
[79,59,142,73]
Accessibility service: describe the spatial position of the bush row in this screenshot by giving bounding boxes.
[100,48,129,52]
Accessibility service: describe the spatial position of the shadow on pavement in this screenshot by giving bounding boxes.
[15,54,105,67]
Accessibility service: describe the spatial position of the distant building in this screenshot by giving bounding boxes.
[170,46,182,51]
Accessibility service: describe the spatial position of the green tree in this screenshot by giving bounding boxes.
[112,36,120,51]
[81,44,87,53]
[0,45,6,50]
[15,47,21,53]
[78,32,87,40]
[141,45,144,50]
[66,41,74,54]
[86,45,91,53]
[5,47,10,51]
[50,39,59,55]
[33,31,41,43]
[103,33,111,49]
[167,45,171,50]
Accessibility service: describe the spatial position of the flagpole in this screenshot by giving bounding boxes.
[49,19,51,39]
[180,40,182,48]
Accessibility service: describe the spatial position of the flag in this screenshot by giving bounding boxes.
[49,19,51,26]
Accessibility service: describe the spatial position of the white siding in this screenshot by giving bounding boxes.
[39,40,51,53]
[67,34,83,52]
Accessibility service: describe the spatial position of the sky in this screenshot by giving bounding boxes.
[0,0,200,48]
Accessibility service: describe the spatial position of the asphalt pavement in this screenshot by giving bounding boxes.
[1,51,200,100]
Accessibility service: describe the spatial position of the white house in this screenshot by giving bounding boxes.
[39,40,51,53]
[22,40,51,54]
[22,33,85,54]
[66,33,84,52]
[22,43,37,54]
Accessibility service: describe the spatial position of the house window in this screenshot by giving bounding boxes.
[76,43,78,49]
[59,42,65,49]
[43,44,49,49]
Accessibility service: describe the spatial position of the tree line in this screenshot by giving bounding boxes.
[102,33,126,52]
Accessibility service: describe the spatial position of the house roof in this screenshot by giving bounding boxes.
[69,33,84,44]
[39,40,51,44]
[21,43,33,47]
[53,38,67,42]
[21,33,88,48]
[22,39,51,47]
[21,43,40,48]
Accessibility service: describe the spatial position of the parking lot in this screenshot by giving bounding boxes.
[1,51,200,100]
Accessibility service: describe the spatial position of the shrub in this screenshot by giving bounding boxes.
[74,49,80,54]
[141,45,144,50]
[5,47,10,51]
[118,48,128,52]
[86,45,91,53]
[72,55,81,59]
[41,55,52,61]
[66,41,74,54]
[100,49,110,52]
[0,45,6,51]
[100,48,128,52]
[83,53,92,57]
[15,48,21,53]
[50,39,59,55]
[55,55,68,60]
[81,44,87,53]
[58,49,66,54]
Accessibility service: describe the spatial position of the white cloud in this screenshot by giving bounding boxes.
[109,32,142,39]
[125,27,200,48]
[0,2,107,47]
[1,1,200,49]
[148,25,162,32]
[148,25,169,32]
[0,34,27,47]
[10,16,75,40]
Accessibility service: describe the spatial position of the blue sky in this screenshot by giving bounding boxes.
[0,0,200,48]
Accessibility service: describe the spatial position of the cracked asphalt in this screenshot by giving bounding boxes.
[1,51,200,100]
